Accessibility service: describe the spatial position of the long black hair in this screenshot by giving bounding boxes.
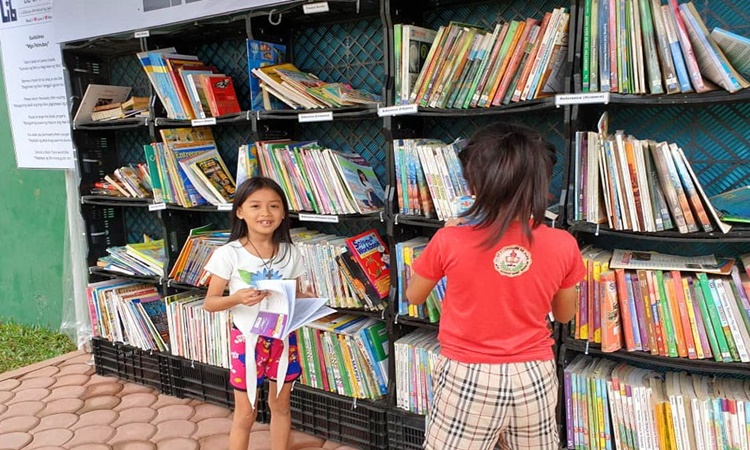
[229,177,293,261]
[458,122,556,247]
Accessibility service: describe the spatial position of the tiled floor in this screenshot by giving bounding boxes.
[0,350,360,450]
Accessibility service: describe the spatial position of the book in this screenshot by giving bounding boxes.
[708,186,750,223]
[610,249,735,275]
[74,85,132,123]
[200,75,241,117]
[246,39,287,110]
[234,279,335,340]
[330,151,386,214]
[345,230,390,300]
[90,96,149,121]
[711,27,750,78]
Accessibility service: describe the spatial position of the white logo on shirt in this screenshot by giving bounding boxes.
[494,245,532,277]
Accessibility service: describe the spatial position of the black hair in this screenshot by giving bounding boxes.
[357,169,367,183]
[229,177,293,261]
[458,122,555,247]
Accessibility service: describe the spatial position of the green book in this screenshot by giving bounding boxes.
[393,24,402,103]
[696,273,733,361]
[654,271,678,357]
[143,144,163,203]
[690,277,723,362]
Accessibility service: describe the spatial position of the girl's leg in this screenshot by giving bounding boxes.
[230,388,258,450]
[267,381,293,450]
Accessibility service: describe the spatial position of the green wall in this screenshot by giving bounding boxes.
[0,67,68,328]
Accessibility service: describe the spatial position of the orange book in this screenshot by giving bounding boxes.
[492,19,539,105]
[670,271,697,359]
[600,270,623,352]
[624,138,647,230]
[164,57,209,120]
[663,272,689,358]
[614,269,637,351]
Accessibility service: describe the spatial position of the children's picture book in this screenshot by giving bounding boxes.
[74,85,132,123]
[200,75,241,117]
[331,151,386,213]
[246,39,287,110]
[709,186,750,223]
[236,279,335,340]
[345,230,391,299]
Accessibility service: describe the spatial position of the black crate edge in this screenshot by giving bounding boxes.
[387,408,426,450]
[91,337,173,395]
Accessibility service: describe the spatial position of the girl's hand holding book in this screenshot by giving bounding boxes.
[232,287,269,307]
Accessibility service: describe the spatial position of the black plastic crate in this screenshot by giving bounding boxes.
[168,356,270,423]
[91,337,173,395]
[287,384,388,450]
[387,408,426,450]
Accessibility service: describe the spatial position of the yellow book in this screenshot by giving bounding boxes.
[682,277,704,359]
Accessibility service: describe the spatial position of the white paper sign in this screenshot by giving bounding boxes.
[303,2,330,14]
[298,213,339,223]
[377,104,418,117]
[53,0,297,43]
[0,0,74,169]
[298,111,333,123]
[191,117,217,126]
[555,92,610,107]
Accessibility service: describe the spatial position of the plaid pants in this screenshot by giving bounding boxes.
[424,356,559,450]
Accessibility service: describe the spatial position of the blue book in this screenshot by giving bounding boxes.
[661,4,692,93]
[709,186,750,223]
[246,39,286,110]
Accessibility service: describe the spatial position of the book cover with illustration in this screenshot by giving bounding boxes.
[201,75,241,117]
[246,39,287,110]
[331,151,386,213]
[345,230,390,299]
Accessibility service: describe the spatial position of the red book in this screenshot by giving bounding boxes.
[614,269,637,351]
[344,230,390,300]
[201,75,241,117]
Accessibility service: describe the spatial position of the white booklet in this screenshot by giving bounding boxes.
[239,279,335,340]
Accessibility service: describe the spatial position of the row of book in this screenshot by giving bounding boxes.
[96,239,166,278]
[165,290,232,369]
[393,138,471,220]
[394,329,440,414]
[90,164,153,199]
[575,247,750,362]
[297,315,389,399]
[581,0,750,95]
[394,7,570,108]
[573,113,731,234]
[73,85,149,124]
[395,237,445,323]
[86,279,169,352]
[564,355,750,450]
[255,139,386,215]
[137,47,241,120]
[168,227,229,287]
[293,228,387,311]
[143,127,237,207]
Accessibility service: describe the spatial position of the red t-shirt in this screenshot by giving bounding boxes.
[412,222,585,364]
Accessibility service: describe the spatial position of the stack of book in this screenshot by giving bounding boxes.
[394,329,440,414]
[251,62,380,110]
[86,279,169,352]
[395,7,570,108]
[293,228,386,312]
[90,164,153,199]
[564,355,750,450]
[169,227,230,287]
[96,239,166,278]
[395,237,445,323]
[580,0,750,95]
[393,138,471,219]
[137,47,241,119]
[573,114,731,234]
[296,315,389,399]
[256,139,386,214]
[143,127,236,207]
[165,290,232,368]
[90,96,149,122]
[575,247,750,362]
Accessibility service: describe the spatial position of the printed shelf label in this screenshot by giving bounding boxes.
[298,213,340,223]
[134,30,150,38]
[191,117,217,126]
[378,104,418,117]
[298,111,333,123]
[303,2,330,14]
[149,202,167,211]
[555,92,610,107]
[217,203,233,211]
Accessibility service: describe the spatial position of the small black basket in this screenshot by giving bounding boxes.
[91,337,173,395]
[387,408,427,450]
[287,384,388,450]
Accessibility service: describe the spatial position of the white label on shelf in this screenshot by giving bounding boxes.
[298,111,333,123]
[217,203,233,211]
[555,92,610,107]
[149,202,167,211]
[191,117,217,126]
[377,104,418,117]
[298,213,340,223]
[303,2,330,14]
[134,30,150,38]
